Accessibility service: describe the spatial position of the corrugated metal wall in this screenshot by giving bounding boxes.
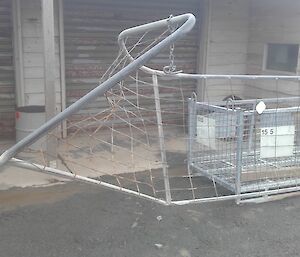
[0,0,14,138]
[63,0,201,126]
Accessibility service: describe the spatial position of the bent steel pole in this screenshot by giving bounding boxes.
[0,13,196,167]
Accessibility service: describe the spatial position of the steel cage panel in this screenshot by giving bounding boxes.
[188,97,300,195]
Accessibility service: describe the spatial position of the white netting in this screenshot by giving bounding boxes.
[10,16,300,204]
[14,22,200,203]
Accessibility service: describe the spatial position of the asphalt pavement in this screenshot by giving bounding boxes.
[0,182,300,257]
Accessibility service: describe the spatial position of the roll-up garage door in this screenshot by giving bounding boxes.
[63,0,201,126]
[0,0,15,139]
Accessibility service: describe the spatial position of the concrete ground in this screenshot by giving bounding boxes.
[0,127,186,190]
[0,165,66,190]
[0,140,62,190]
[1,181,300,257]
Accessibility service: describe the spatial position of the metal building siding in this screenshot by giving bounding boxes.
[0,0,15,138]
[63,0,201,124]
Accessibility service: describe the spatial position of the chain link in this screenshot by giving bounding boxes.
[163,15,182,74]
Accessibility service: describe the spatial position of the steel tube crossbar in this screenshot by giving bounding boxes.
[10,158,300,206]
[0,13,196,167]
[169,73,300,80]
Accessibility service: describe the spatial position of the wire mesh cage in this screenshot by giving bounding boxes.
[188,96,300,197]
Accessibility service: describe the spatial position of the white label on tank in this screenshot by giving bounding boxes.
[197,115,216,149]
[260,126,295,158]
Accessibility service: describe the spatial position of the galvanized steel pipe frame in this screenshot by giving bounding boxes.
[0,13,196,167]
[119,20,300,81]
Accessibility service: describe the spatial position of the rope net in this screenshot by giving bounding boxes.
[15,24,202,203]
[12,18,300,204]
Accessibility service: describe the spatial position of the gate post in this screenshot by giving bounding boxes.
[42,0,57,165]
[152,74,171,204]
[235,108,244,204]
